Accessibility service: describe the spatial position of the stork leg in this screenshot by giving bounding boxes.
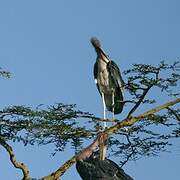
[112,91,115,120]
[102,93,107,129]
[112,91,115,126]
[100,93,107,160]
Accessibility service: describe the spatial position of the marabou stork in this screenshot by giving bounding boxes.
[76,151,133,180]
[91,37,124,160]
[91,37,124,128]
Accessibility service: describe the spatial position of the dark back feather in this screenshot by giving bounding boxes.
[107,61,124,114]
[76,151,133,180]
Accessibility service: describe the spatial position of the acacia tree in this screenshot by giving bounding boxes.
[0,61,179,180]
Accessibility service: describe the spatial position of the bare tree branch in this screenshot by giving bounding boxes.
[0,137,30,180]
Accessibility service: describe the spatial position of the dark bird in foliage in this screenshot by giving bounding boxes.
[91,37,124,128]
[76,151,133,180]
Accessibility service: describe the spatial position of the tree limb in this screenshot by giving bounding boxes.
[106,98,180,135]
[42,156,76,180]
[0,137,30,180]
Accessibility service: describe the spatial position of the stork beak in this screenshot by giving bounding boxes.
[90,37,109,60]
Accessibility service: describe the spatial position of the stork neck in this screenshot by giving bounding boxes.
[97,57,109,73]
[97,53,109,64]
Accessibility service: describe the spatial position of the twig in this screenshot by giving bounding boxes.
[0,137,30,180]
[78,115,119,123]
[120,133,135,167]
[127,85,153,118]
[127,69,160,119]
[167,107,180,121]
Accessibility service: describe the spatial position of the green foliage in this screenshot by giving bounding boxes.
[124,61,180,102]
[0,104,92,151]
[0,67,11,78]
[0,62,179,165]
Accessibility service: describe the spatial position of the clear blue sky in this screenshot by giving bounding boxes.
[0,1,180,179]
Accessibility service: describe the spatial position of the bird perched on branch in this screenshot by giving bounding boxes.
[91,37,124,127]
[90,37,124,160]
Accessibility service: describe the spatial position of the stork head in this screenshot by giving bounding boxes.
[90,37,101,49]
[90,37,109,61]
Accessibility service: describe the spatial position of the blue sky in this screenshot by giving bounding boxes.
[0,1,180,179]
